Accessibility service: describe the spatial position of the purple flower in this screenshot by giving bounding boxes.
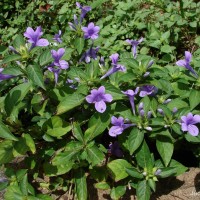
[24,26,49,49]
[108,141,123,157]
[86,86,113,113]
[76,2,91,22]
[79,46,99,63]
[0,68,15,81]
[68,15,79,31]
[100,53,126,79]
[109,116,134,137]
[50,48,69,69]
[48,48,69,84]
[126,37,143,58]
[122,87,139,115]
[139,85,158,97]
[82,22,100,40]
[53,30,62,43]
[176,51,198,77]
[181,113,200,136]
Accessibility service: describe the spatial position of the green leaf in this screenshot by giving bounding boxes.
[189,90,200,110]
[168,159,188,176]
[0,121,18,141]
[20,173,28,196]
[39,50,53,66]
[158,167,177,178]
[185,134,200,143]
[52,141,83,166]
[45,116,71,138]
[74,38,85,55]
[26,64,46,90]
[156,131,174,166]
[94,182,110,190]
[1,54,21,64]
[2,65,23,76]
[127,128,144,155]
[13,34,25,49]
[23,134,36,154]
[5,82,32,116]
[126,167,143,179]
[161,45,173,53]
[84,111,110,142]
[136,180,151,200]
[167,98,188,110]
[86,145,104,166]
[4,185,24,200]
[107,159,132,181]
[36,194,53,200]
[110,186,126,200]
[56,93,85,115]
[135,140,153,171]
[120,58,139,70]
[91,0,109,8]
[0,140,14,164]
[72,123,84,142]
[103,83,124,100]
[75,169,87,200]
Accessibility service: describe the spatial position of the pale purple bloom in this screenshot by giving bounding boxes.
[82,22,100,40]
[176,51,198,77]
[50,48,69,69]
[53,30,62,43]
[48,48,69,84]
[109,116,134,137]
[0,68,15,81]
[181,113,200,136]
[80,46,99,63]
[48,67,60,85]
[86,86,113,113]
[100,53,126,79]
[24,26,49,49]
[68,15,79,31]
[163,99,171,104]
[76,2,91,22]
[155,169,162,176]
[139,85,157,97]
[122,87,139,115]
[9,46,19,54]
[126,37,144,58]
[108,141,123,157]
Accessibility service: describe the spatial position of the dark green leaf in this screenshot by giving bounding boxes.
[26,64,46,90]
[39,50,53,66]
[56,93,85,115]
[75,169,87,200]
[74,38,85,55]
[110,186,126,200]
[107,159,132,181]
[1,54,21,64]
[189,90,200,110]
[94,182,110,190]
[126,167,143,179]
[0,140,14,164]
[0,121,18,141]
[136,180,151,200]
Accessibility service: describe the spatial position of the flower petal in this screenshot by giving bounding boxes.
[185,51,192,63]
[36,39,49,47]
[193,115,200,123]
[181,123,188,132]
[109,126,123,137]
[188,124,199,136]
[59,60,69,69]
[176,59,186,67]
[103,94,113,102]
[95,100,106,113]
[86,94,94,103]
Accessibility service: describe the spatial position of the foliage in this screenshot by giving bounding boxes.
[0,0,200,199]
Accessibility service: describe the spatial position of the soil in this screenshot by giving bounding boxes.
[1,168,200,200]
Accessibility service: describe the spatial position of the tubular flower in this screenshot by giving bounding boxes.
[86,86,113,113]
[76,2,91,22]
[176,51,198,77]
[126,37,143,58]
[100,53,126,79]
[79,46,100,63]
[53,30,62,43]
[122,87,139,115]
[139,85,158,97]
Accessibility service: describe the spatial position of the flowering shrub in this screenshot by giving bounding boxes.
[0,1,200,200]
